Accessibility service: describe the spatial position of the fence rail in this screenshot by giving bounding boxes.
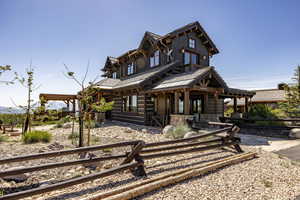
[0,124,243,200]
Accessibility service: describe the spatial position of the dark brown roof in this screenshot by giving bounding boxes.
[104,21,219,70]
[94,78,120,89]
[163,21,219,55]
[96,61,178,90]
[224,88,256,97]
[151,66,228,91]
[227,89,285,106]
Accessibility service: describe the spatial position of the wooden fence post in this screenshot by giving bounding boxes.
[121,141,147,177]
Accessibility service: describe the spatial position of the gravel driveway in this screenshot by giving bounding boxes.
[0,121,299,200]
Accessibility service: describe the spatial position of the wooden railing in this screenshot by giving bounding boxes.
[0,125,242,200]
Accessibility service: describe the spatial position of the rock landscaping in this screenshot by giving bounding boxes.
[0,121,299,200]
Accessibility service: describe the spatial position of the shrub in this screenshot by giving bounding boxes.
[84,120,102,129]
[68,132,79,140]
[248,104,278,119]
[0,113,25,126]
[22,130,52,144]
[54,122,63,128]
[91,136,100,144]
[166,124,190,139]
[224,107,234,117]
[0,135,8,142]
[61,116,71,123]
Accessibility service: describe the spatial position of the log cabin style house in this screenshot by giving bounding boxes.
[94,22,255,126]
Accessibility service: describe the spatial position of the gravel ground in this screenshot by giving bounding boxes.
[0,121,299,200]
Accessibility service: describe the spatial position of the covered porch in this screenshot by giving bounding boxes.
[147,87,254,126]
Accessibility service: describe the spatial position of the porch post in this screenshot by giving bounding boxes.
[233,97,237,113]
[184,89,190,115]
[245,97,249,113]
[66,100,70,111]
[174,91,179,114]
[72,99,76,114]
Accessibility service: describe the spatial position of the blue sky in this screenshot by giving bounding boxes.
[0,0,299,106]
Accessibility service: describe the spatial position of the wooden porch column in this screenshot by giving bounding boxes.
[184,89,190,115]
[72,99,76,113]
[233,97,237,113]
[174,91,179,114]
[245,97,249,113]
[66,100,70,111]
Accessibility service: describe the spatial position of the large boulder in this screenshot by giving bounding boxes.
[162,125,175,135]
[289,128,300,139]
[62,123,72,129]
[183,131,198,139]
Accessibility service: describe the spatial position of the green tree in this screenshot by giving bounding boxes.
[279,65,300,117]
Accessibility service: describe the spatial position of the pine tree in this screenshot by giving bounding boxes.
[279,65,300,117]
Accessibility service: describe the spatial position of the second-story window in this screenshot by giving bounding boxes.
[188,38,196,48]
[127,63,134,75]
[150,50,160,67]
[112,72,117,79]
[184,51,199,65]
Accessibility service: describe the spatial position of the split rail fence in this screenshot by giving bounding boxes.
[0,123,245,200]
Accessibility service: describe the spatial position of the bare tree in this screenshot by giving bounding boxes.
[15,62,40,134]
[0,65,15,84]
[64,62,113,147]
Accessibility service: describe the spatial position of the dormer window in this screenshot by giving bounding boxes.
[188,38,195,48]
[150,50,160,67]
[112,72,117,79]
[127,63,134,75]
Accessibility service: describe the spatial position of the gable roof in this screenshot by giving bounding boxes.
[151,66,228,91]
[227,89,286,106]
[94,78,120,89]
[162,21,219,55]
[138,31,162,50]
[102,56,119,72]
[103,21,219,71]
[95,61,178,90]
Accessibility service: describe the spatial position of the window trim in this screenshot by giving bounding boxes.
[150,50,160,67]
[122,95,138,112]
[127,62,135,76]
[112,72,117,79]
[183,50,199,65]
[188,38,196,49]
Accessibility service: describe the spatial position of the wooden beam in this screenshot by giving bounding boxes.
[184,89,190,115]
[233,97,237,113]
[245,97,249,113]
[174,91,179,114]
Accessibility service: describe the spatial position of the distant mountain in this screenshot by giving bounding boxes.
[0,102,67,114]
[46,102,67,110]
[0,106,24,114]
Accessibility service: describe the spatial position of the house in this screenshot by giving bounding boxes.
[93,22,255,126]
[226,88,286,113]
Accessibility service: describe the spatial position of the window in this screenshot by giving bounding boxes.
[122,95,138,112]
[150,50,160,67]
[188,38,195,48]
[184,51,198,65]
[127,63,134,75]
[112,72,117,79]
[179,96,184,114]
[192,98,203,113]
